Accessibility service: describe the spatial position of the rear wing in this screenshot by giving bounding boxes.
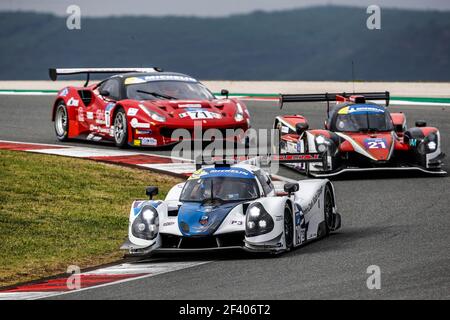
[195,152,326,170]
[279,91,390,115]
[49,67,162,87]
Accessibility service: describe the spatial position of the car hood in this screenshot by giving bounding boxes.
[336,132,394,161]
[177,201,239,236]
[139,99,234,119]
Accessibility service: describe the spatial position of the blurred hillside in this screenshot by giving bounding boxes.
[1,6,449,80]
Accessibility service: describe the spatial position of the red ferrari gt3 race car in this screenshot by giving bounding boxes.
[50,68,250,147]
[274,92,446,177]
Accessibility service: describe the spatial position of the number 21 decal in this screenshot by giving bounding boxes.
[367,141,386,149]
[365,138,388,149]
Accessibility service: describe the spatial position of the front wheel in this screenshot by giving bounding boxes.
[323,185,334,236]
[54,102,69,141]
[113,108,128,148]
[284,204,294,250]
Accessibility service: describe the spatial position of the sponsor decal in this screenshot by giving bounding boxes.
[95,109,105,124]
[87,134,102,141]
[140,137,157,146]
[130,118,150,129]
[133,139,141,146]
[294,205,305,245]
[338,104,385,115]
[86,112,94,120]
[163,222,175,227]
[364,138,387,149]
[89,124,111,134]
[59,88,69,97]
[188,169,208,180]
[281,126,289,133]
[77,107,84,122]
[208,169,249,176]
[135,129,152,135]
[127,108,139,116]
[105,103,115,127]
[67,97,79,107]
[409,138,418,147]
[231,220,243,225]
[303,186,323,215]
[179,104,202,108]
[125,75,197,85]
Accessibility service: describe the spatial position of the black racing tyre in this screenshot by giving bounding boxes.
[284,204,294,250]
[272,120,283,154]
[323,185,334,236]
[54,102,69,141]
[113,108,128,148]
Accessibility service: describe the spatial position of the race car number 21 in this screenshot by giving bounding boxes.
[365,138,387,149]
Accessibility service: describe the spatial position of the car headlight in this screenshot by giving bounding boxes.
[132,205,159,240]
[245,203,274,237]
[315,135,332,153]
[234,102,244,122]
[140,104,166,122]
[418,132,438,154]
[428,141,437,151]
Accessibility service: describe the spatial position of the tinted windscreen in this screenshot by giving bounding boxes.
[180,177,259,202]
[335,112,394,132]
[126,81,214,101]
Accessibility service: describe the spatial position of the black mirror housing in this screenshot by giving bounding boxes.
[284,183,299,195]
[99,89,110,97]
[220,89,229,99]
[146,186,159,199]
[295,122,309,135]
[415,120,427,127]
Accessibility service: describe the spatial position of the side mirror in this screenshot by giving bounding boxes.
[415,120,427,127]
[284,183,299,195]
[295,122,309,135]
[145,186,159,200]
[99,89,110,97]
[220,89,229,99]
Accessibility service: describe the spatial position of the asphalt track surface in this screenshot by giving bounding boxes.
[1,95,449,299]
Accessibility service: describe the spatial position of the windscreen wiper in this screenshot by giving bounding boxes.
[136,89,177,100]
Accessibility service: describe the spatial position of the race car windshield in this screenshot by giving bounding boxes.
[126,81,215,101]
[335,112,394,132]
[180,177,259,202]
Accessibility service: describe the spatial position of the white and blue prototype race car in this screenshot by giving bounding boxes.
[121,162,341,256]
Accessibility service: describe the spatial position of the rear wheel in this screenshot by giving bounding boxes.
[54,102,69,141]
[113,108,128,148]
[323,185,334,236]
[284,204,294,250]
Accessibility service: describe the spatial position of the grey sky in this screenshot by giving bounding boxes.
[1,0,450,17]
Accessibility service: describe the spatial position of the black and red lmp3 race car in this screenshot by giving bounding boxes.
[274,92,446,177]
[49,68,250,147]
